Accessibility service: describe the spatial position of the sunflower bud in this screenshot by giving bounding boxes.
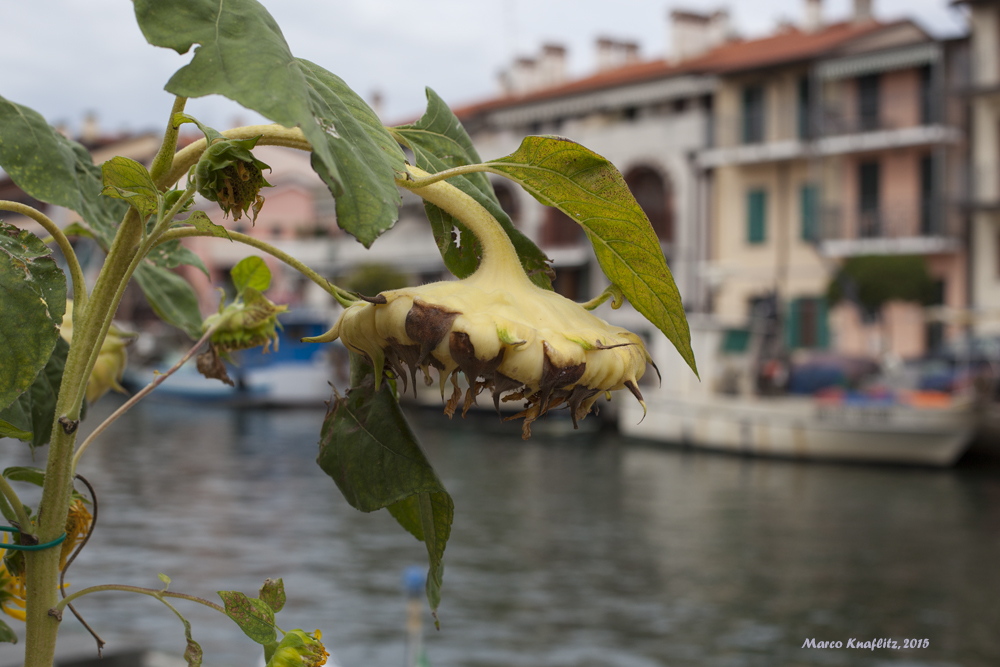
[309,173,655,438]
[266,629,329,667]
[194,136,272,223]
[60,301,130,404]
[202,288,288,355]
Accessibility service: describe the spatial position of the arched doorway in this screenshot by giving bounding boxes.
[624,166,673,242]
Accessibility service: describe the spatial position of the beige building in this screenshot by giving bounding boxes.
[958,0,1000,337]
[697,11,968,359]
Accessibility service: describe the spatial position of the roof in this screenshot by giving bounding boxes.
[452,19,910,121]
[683,19,908,74]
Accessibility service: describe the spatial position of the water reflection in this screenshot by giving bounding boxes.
[2,398,998,666]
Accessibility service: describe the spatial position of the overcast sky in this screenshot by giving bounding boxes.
[0,0,968,138]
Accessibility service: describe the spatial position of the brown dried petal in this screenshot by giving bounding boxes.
[404,299,458,368]
[566,385,601,429]
[449,331,505,386]
[386,338,421,396]
[196,344,235,387]
[491,372,524,417]
[539,342,586,414]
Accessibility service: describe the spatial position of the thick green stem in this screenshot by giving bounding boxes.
[156,227,357,307]
[54,585,226,615]
[149,97,187,184]
[23,207,145,667]
[398,165,531,289]
[0,201,88,314]
[0,474,34,537]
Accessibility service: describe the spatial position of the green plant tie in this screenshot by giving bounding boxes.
[1,526,66,551]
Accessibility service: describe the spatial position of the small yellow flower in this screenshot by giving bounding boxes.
[59,498,93,571]
[266,629,329,667]
[0,555,26,622]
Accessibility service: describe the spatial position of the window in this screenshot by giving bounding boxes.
[747,189,767,244]
[858,161,880,237]
[800,184,819,241]
[625,166,673,242]
[493,181,520,227]
[742,85,765,144]
[857,74,880,131]
[785,297,829,349]
[919,65,934,125]
[920,154,936,235]
[541,207,583,247]
[797,75,812,139]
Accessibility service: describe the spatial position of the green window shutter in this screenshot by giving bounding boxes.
[817,297,830,349]
[747,190,767,244]
[800,184,818,241]
[784,298,800,349]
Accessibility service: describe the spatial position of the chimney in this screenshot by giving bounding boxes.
[595,37,640,72]
[803,0,822,32]
[498,45,569,96]
[370,90,384,121]
[670,9,731,63]
[538,44,568,88]
[853,0,873,23]
[81,112,99,145]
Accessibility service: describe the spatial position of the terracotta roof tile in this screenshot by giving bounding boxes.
[451,19,910,120]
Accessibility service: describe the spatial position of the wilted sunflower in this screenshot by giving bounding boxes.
[309,170,655,438]
[266,629,329,667]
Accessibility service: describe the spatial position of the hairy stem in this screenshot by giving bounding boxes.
[0,474,34,537]
[149,97,187,184]
[0,201,89,314]
[156,227,357,307]
[72,321,220,469]
[157,124,310,190]
[24,204,145,667]
[54,585,226,615]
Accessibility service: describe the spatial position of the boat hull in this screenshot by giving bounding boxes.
[620,392,974,466]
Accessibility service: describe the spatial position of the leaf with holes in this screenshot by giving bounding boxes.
[0,337,69,449]
[0,223,67,412]
[487,136,697,376]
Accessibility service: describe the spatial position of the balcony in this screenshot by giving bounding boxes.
[816,201,963,257]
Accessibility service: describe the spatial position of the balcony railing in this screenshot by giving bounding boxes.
[818,201,960,242]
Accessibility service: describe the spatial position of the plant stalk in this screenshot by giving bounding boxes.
[23,205,145,667]
[156,227,357,307]
[54,584,226,615]
[72,321,220,469]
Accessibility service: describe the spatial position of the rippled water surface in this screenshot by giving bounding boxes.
[3,398,1000,667]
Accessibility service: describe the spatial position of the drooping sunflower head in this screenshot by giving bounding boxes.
[320,278,651,438]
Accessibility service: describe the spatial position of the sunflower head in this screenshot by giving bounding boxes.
[202,287,287,355]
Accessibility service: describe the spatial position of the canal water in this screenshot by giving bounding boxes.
[2,397,999,667]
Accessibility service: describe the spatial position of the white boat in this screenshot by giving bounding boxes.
[617,314,976,466]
